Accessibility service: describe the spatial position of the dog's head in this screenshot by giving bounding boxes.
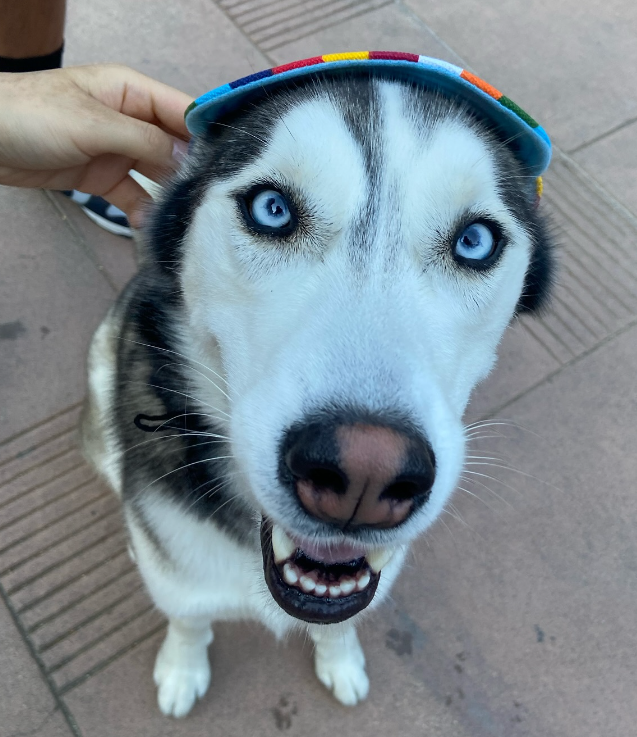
[149,67,553,625]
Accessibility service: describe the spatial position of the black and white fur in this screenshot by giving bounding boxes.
[82,73,553,717]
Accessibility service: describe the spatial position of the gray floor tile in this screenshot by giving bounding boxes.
[64,0,268,97]
[270,3,463,65]
[0,188,114,443]
[428,321,637,737]
[403,0,637,152]
[64,623,470,737]
[220,0,392,53]
[572,121,637,218]
[49,192,137,293]
[0,597,73,737]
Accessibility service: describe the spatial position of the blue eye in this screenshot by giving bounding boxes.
[250,189,291,229]
[455,222,497,262]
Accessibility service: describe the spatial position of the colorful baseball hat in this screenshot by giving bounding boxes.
[185,51,551,177]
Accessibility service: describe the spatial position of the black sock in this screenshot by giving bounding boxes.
[0,44,63,73]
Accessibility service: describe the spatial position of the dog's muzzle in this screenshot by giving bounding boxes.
[260,517,396,624]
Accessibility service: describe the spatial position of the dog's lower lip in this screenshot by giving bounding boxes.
[260,518,381,624]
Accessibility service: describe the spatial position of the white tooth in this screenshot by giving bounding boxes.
[283,563,298,585]
[328,584,341,598]
[300,575,316,592]
[366,547,395,573]
[271,524,296,562]
[356,571,371,590]
[314,583,327,596]
[340,578,356,595]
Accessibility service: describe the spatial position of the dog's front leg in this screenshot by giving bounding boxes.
[153,615,213,718]
[309,624,369,706]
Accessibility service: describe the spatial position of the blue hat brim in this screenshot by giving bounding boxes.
[185,58,551,177]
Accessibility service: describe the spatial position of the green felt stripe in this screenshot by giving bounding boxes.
[499,96,538,128]
[184,100,198,119]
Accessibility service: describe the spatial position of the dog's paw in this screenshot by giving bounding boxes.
[153,633,211,718]
[314,648,369,706]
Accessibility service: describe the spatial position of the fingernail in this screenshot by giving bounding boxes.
[172,139,189,164]
[129,207,146,230]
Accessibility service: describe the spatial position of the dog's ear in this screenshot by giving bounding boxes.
[144,175,203,277]
[516,213,556,314]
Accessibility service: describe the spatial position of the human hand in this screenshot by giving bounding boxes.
[0,64,194,226]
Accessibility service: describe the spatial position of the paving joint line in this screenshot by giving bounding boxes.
[0,403,82,452]
[548,163,637,247]
[395,0,466,66]
[252,0,383,42]
[0,474,97,534]
[481,312,637,422]
[234,0,333,24]
[48,603,156,673]
[58,622,165,696]
[0,461,87,513]
[0,485,104,559]
[17,547,128,615]
[27,566,138,634]
[566,115,637,155]
[0,447,79,491]
[0,580,83,737]
[552,149,637,227]
[547,173,637,272]
[38,583,145,653]
[551,290,608,340]
[264,1,393,51]
[209,0,277,65]
[0,426,76,472]
[42,190,119,294]
[559,264,623,324]
[6,518,122,594]
[519,321,563,365]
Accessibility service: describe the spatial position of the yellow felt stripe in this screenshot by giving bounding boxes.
[322,51,369,62]
[536,176,544,197]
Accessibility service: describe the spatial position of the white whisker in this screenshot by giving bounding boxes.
[459,477,513,508]
[121,338,230,390]
[139,455,236,495]
[123,432,229,455]
[157,361,231,402]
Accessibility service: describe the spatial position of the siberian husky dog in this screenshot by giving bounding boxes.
[81,69,553,717]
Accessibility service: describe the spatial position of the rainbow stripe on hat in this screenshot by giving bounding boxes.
[185,51,551,178]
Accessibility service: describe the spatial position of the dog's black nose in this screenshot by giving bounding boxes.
[280,413,435,529]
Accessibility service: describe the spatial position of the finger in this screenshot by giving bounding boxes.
[82,109,186,171]
[72,64,194,140]
[122,72,194,140]
[102,172,153,228]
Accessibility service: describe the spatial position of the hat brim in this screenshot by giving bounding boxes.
[185,55,551,177]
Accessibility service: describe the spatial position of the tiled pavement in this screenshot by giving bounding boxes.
[1,1,637,735]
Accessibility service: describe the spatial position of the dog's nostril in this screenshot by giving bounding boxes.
[382,478,426,502]
[286,446,348,496]
[305,467,347,495]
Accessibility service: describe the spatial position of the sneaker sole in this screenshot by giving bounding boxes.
[81,206,133,238]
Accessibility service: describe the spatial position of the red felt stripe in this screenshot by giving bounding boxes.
[369,51,420,62]
[272,56,324,75]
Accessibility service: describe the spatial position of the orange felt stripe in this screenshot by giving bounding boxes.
[460,70,502,100]
[322,51,369,62]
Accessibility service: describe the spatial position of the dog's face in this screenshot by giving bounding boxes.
[158,75,552,625]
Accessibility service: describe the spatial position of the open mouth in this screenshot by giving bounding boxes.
[260,518,396,625]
